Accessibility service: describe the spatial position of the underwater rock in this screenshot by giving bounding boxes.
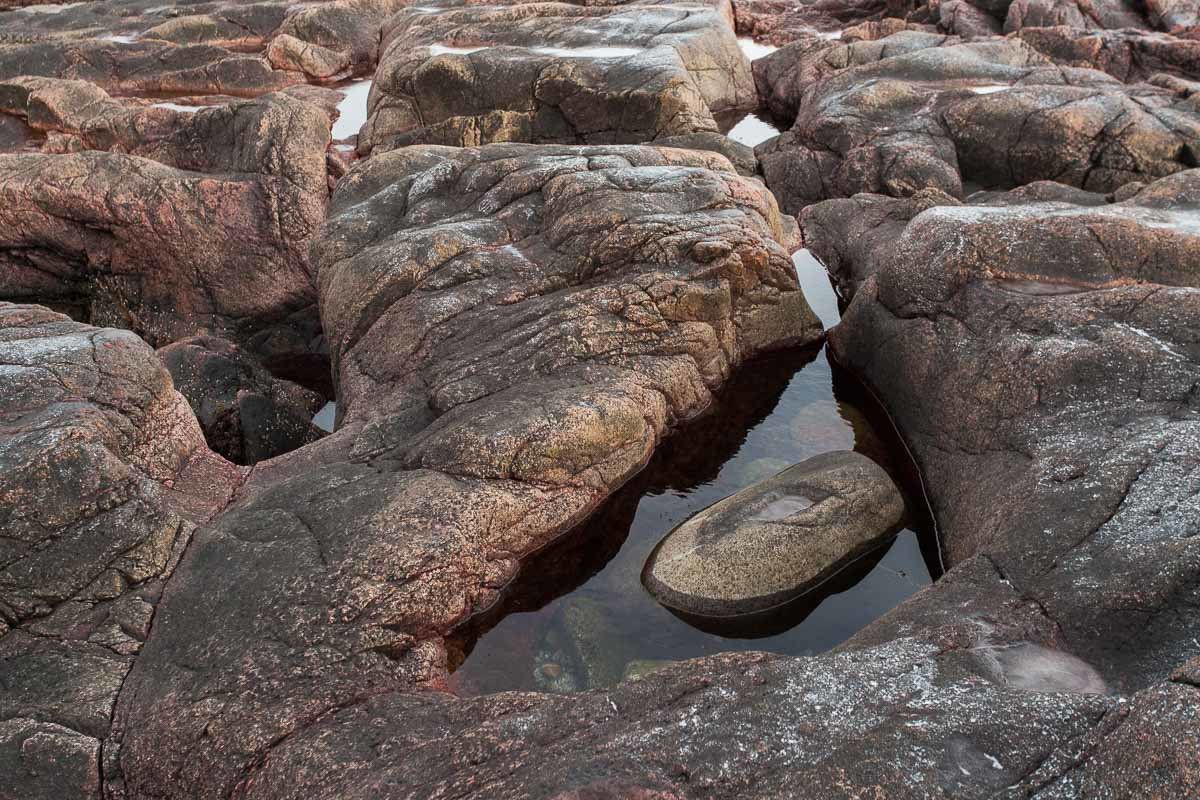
[643,450,905,617]
[533,597,632,692]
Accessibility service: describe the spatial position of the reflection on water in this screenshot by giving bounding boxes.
[332,79,372,141]
[448,251,939,696]
[727,113,780,147]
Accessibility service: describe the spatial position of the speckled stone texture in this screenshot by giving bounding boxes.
[357,0,755,153]
[643,450,905,617]
[0,80,330,364]
[754,33,1200,212]
[824,169,1200,694]
[0,303,240,800]
[107,142,821,800]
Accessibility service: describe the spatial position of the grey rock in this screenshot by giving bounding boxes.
[644,450,905,617]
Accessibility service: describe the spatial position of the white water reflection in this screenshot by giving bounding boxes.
[312,401,336,432]
[737,37,778,60]
[153,102,204,113]
[100,34,138,43]
[793,249,841,328]
[332,79,372,141]
[728,113,780,147]
[970,85,1010,94]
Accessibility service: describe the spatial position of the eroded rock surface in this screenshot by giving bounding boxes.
[0,303,238,800]
[0,81,330,364]
[756,34,1200,212]
[109,143,821,799]
[358,1,755,153]
[643,450,904,617]
[821,169,1200,691]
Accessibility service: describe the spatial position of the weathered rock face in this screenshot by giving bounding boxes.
[643,450,904,617]
[1014,26,1200,83]
[733,0,894,44]
[0,81,330,364]
[820,169,1200,692]
[0,303,239,800]
[0,0,407,93]
[158,336,325,465]
[757,35,1200,212]
[357,2,755,153]
[109,143,821,799]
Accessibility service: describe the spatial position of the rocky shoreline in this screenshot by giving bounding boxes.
[1,0,1197,797]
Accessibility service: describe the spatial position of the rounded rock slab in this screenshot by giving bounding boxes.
[642,450,905,618]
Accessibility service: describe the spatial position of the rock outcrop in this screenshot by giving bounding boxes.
[0,81,331,366]
[108,142,821,799]
[0,303,239,800]
[643,450,904,618]
[755,35,1200,212]
[358,2,755,153]
[818,169,1200,692]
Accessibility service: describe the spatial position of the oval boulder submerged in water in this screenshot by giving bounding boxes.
[642,451,905,618]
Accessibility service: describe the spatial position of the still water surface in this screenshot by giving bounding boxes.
[449,252,941,695]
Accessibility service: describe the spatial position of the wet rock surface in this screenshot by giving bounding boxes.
[643,450,905,617]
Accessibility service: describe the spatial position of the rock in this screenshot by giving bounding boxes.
[0,718,101,800]
[1014,26,1200,83]
[827,169,1200,690]
[0,38,302,98]
[274,0,408,77]
[110,143,821,800]
[799,188,961,298]
[358,2,755,153]
[158,336,325,465]
[1004,0,1149,31]
[533,596,631,692]
[643,451,905,618]
[732,0,894,45]
[0,82,330,363]
[227,639,1149,799]
[756,34,1200,211]
[0,303,237,800]
[653,131,759,176]
[266,34,352,81]
[139,6,288,50]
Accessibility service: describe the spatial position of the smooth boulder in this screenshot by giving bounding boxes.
[643,450,905,617]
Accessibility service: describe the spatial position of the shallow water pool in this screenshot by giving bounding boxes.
[448,251,941,695]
